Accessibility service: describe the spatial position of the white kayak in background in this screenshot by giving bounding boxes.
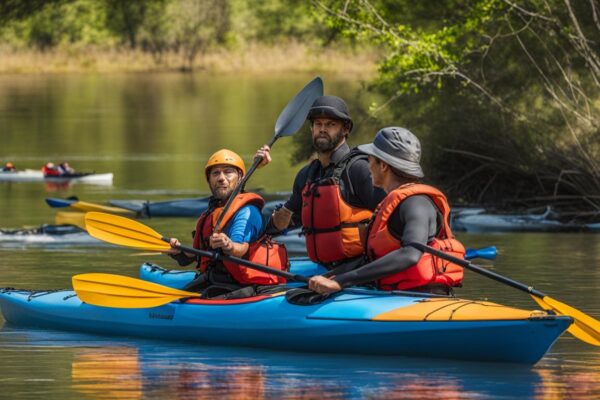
[0,170,113,185]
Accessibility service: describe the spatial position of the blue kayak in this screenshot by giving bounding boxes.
[0,288,570,364]
[0,266,570,364]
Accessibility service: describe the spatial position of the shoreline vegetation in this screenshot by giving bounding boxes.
[0,42,378,75]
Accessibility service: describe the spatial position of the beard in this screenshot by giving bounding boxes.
[211,184,235,201]
[312,128,345,153]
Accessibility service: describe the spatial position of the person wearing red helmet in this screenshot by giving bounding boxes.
[255,95,386,270]
[168,149,288,298]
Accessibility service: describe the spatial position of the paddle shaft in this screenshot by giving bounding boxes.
[213,135,278,232]
[212,76,323,233]
[170,239,310,283]
[409,242,547,298]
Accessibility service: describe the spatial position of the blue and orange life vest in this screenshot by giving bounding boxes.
[301,152,373,265]
[366,183,465,290]
[193,192,289,285]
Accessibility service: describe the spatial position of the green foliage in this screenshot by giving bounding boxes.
[165,0,230,70]
[230,0,331,45]
[0,0,113,49]
[320,0,600,213]
[101,0,166,48]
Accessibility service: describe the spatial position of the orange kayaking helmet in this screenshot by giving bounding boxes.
[204,149,246,179]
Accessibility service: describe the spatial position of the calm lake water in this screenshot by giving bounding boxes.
[0,73,599,399]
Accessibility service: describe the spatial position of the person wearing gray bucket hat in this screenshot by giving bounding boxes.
[308,127,466,297]
[357,127,424,179]
[254,95,386,267]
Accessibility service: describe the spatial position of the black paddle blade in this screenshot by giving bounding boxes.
[274,77,323,138]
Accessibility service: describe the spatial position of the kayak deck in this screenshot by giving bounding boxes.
[0,287,571,364]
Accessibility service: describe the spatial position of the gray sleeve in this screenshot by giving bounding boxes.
[335,196,437,287]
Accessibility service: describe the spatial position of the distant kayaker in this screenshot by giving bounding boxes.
[58,162,75,175]
[2,162,16,172]
[42,162,61,176]
[307,127,466,296]
[167,149,289,299]
[255,95,386,269]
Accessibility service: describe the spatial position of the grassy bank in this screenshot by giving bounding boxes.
[0,42,378,76]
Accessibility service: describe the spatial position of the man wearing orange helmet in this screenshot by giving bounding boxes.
[168,149,288,298]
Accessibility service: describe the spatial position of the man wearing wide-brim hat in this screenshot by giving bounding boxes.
[308,127,466,296]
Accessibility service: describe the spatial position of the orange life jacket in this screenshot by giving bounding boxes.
[366,183,465,290]
[301,151,373,265]
[193,193,289,285]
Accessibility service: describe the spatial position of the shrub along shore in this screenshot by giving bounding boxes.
[0,42,377,75]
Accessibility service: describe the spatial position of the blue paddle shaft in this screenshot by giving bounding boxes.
[212,77,323,233]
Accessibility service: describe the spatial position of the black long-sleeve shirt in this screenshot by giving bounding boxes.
[281,143,386,228]
[334,194,439,287]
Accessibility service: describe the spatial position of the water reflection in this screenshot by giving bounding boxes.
[0,327,573,400]
[43,181,72,192]
[72,348,142,399]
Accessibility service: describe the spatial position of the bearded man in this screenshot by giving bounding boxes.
[256,96,386,269]
[168,149,288,298]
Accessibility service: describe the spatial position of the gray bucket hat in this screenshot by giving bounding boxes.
[357,127,424,178]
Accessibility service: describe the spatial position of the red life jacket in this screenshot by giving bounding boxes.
[301,151,373,265]
[42,166,61,176]
[366,183,465,291]
[193,192,289,285]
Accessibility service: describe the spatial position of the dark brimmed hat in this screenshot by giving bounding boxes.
[307,96,353,131]
[357,127,424,178]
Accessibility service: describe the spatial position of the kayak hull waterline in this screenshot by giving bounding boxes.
[0,170,113,185]
[0,285,570,364]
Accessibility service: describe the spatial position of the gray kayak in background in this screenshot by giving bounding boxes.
[109,198,210,217]
[109,196,288,218]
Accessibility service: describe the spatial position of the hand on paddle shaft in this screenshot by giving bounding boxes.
[212,76,324,233]
[255,145,295,230]
[169,234,247,257]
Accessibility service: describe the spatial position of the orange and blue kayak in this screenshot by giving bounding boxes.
[0,262,570,364]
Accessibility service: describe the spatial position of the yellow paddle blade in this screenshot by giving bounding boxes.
[55,211,87,230]
[73,273,199,308]
[531,295,600,346]
[71,201,137,216]
[85,212,170,252]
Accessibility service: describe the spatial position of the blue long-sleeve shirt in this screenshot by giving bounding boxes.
[170,204,263,267]
[225,205,263,244]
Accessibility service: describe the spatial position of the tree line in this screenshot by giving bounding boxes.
[0,0,338,70]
